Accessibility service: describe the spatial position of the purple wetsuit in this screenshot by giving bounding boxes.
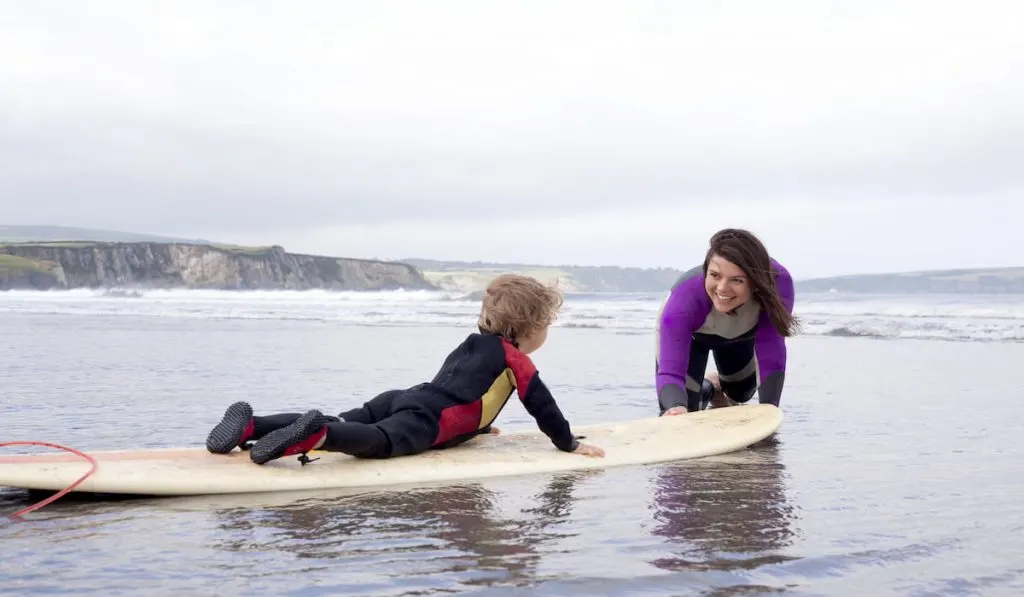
[655,260,795,413]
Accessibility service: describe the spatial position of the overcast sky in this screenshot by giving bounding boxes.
[1,0,1021,277]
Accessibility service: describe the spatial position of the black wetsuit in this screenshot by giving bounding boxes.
[251,332,580,458]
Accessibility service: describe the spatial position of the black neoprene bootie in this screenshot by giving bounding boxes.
[249,409,329,465]
[206,401,255,454]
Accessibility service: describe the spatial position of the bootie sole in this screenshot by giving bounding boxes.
[206,401,254,454]
[250,409,326,465]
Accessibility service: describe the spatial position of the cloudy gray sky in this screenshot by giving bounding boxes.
[1,0,1021,277]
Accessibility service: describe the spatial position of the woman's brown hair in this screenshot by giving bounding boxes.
[477,274,563,342]
[703,228,800,337]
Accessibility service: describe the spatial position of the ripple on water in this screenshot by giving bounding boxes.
[3,318,1024,595]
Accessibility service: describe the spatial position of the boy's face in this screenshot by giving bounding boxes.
[518,325,549,354]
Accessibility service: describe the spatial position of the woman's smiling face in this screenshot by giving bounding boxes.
[704,254,752,313]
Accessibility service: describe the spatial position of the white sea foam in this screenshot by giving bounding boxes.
[1,288,1021,342]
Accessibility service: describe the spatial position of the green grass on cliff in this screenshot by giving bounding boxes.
[0,225,206,244]
[0,240,276,256]
[0,254,52,273]
[0,241,96,248]
[211,243,276,257]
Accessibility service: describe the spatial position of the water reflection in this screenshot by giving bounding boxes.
[209,471,592,589]
[648,435,799,573]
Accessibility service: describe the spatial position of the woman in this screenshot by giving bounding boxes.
[655,228,798,415]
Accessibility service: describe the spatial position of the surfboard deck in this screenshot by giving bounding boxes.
[0,404,782,496]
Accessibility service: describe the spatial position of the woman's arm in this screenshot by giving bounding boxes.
[752,264,795,407]
[656,273,710,414]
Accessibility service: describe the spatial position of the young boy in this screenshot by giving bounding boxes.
[205,274,605,465]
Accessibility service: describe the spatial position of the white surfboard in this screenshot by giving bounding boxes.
[0,404,782,496]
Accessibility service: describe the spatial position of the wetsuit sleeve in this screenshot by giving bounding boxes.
[753,263,795,407]
[501,340,579,452]
[656,275,708,413]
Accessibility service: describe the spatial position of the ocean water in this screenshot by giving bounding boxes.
[0,287,1022,342]
[1,288,1023,596]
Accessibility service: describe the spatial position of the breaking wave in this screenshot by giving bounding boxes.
[1,288,1022,343]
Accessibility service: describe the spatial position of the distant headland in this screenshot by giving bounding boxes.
[0,226,432,291]
[793,267,1024,294]
[1,225,1019,293]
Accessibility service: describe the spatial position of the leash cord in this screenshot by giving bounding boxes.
[1,441,98,520]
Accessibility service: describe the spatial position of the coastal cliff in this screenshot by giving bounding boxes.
[0,242,436,291]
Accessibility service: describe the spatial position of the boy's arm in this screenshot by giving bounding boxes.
[500,339,579,452]
[519,374,580,452]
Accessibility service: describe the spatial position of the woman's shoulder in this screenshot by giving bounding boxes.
[770,258,791,278]
[666,265,707,299]
[768,258,795,298]
[660,266,711,325]
[670,264,704,289]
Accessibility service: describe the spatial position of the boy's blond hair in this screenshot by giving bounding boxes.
[477,274,563,341]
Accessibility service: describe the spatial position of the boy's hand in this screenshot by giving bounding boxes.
[573,442,605,457]
[488,426,501,435]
